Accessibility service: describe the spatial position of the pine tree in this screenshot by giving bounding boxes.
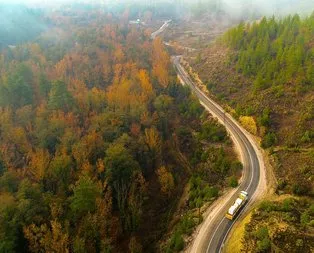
[48,80,74,111]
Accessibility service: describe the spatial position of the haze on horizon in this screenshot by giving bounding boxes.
[0,0,313,16]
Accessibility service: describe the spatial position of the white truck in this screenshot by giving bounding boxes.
[225,191,248,220]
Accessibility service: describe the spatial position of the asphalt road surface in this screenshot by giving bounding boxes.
[173,56,262,253]
[151,20,172,39]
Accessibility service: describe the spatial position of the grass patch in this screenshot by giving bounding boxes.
[225,211,252,253]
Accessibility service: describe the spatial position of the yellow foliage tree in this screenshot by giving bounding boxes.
[239,116,257,135]
[152,38,170,88]
[144,128,161,154]
[138,69,154,100]
[28,149,50,182]
[24,220,69,253]
[156,166,174,196]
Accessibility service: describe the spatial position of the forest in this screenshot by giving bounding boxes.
[224,14,313,92]
[0,7,239,253]
[222,14,314,148]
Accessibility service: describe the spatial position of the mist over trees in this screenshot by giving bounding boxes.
[0,4,47,49]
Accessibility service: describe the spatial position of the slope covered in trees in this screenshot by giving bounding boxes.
[224,14,313,92]
[191,13,313,196]
[184,13,314,252]
[0,8,239,253]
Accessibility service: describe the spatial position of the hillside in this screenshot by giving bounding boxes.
[0,8,240,253]
[182,13,314,251]
[243,197,314,252]
[190,14,314,196]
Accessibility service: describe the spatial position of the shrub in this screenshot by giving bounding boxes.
[258,108,271,127]
[259,201,276,212]
[239,116,257,135]
[228,176,238,188]
[206,82,215,91]
[178,214,196,235]
[0,171,19,193]
[168,231,184,252]
[282,212,297,222]
[301,131,311,143]
[296,239,303,247]
[257,238,271,252]
[198,120,227,142]
[281,198,294,212]
[261,132,277,148]
[255,227,271,252]
[204,186,219,200]
[230,161,243,174]
[157,166,174,197]
[255,226,268,240]
[292,183,310,196]
[309,204,314,215]
[277,179,287,190]
[195,197,202,208]
[300,212,310,225]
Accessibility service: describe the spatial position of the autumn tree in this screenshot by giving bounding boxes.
[239,116,257,135]
[144,127,162,169]
[24,220,69,253]
[156,166,174,197]
[138,69,154,102]
[152,38,170,88]
[28,149,50,182]
[72,131,104,170]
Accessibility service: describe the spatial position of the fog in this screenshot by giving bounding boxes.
[222,0,314,16]
[1,0,314,15]
[0,0,313,20]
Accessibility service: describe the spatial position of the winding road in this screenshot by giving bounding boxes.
[151,21,266,253]
[173,56,265,253]
[151,20,172,39]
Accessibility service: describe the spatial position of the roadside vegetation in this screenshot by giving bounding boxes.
[162,114,241,252]
[222,14,314,150]
[188,13,313,195]
[242,197,314,252]
[182,12,314,252]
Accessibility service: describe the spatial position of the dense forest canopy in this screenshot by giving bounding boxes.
[224,13,314,91]
[0,7,239,253]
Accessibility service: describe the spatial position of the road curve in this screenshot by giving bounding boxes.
[151,20,172,39]
[172,56,265,253]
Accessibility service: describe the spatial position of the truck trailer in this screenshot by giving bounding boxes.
[225,191,248,220]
